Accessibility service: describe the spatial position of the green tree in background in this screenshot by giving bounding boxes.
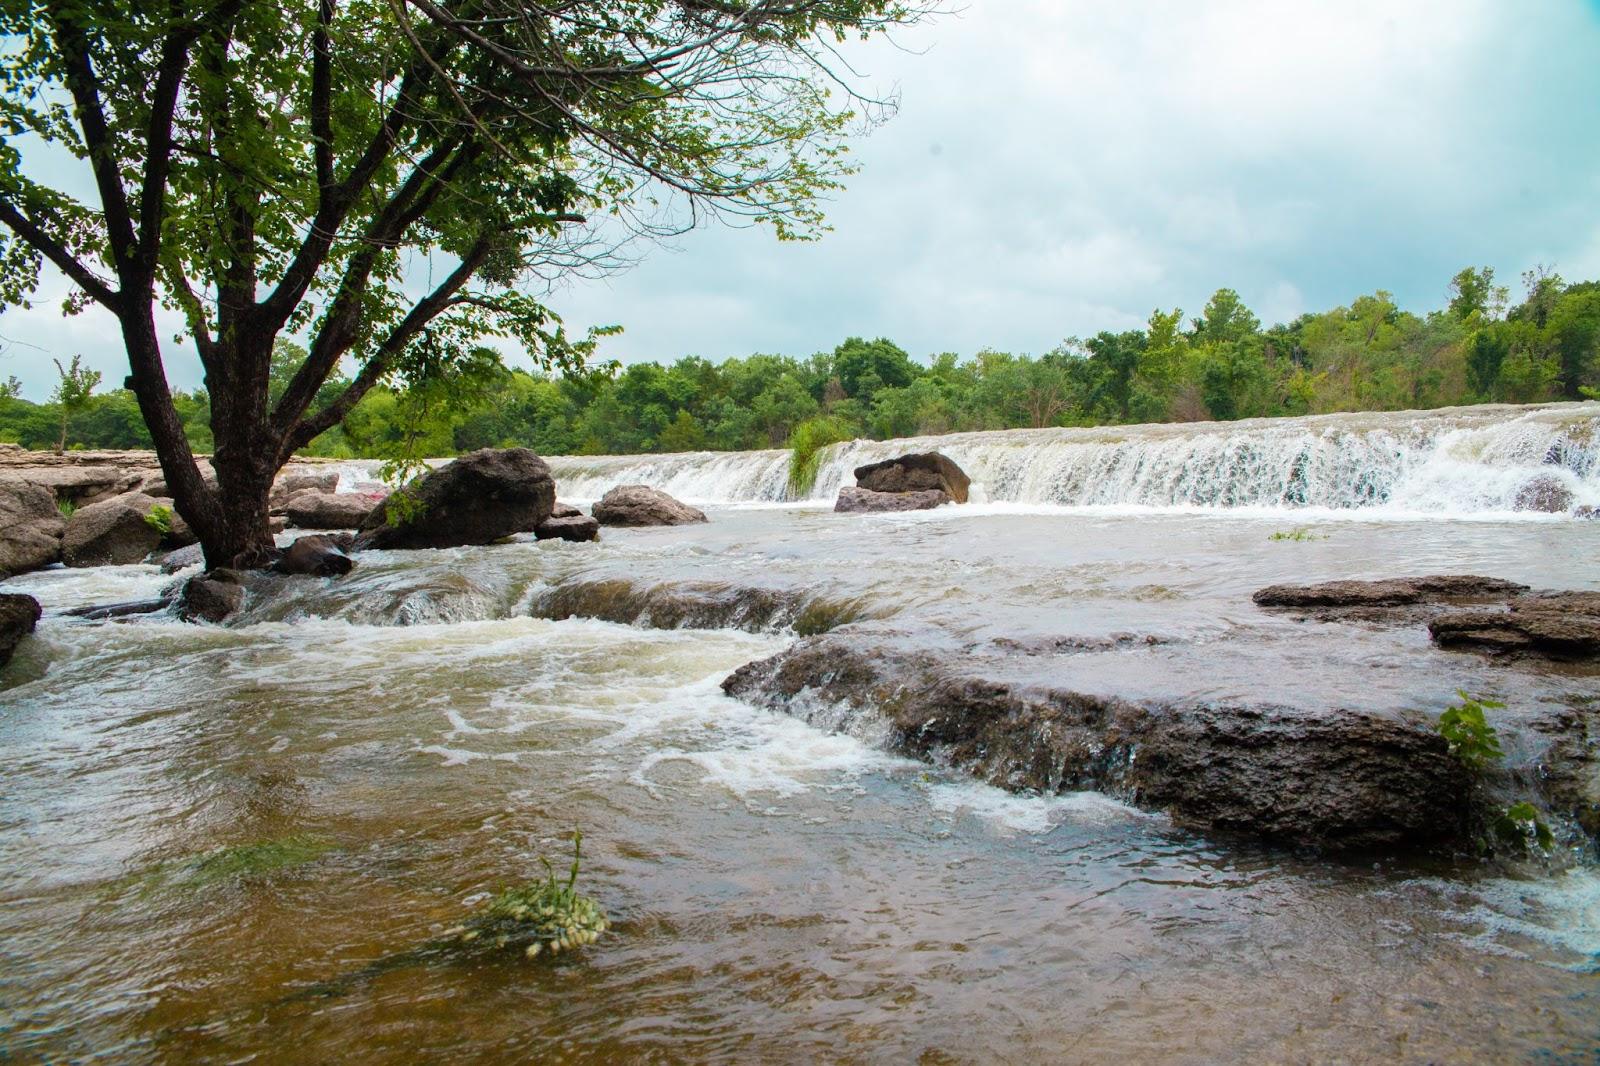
[49,354,100,453]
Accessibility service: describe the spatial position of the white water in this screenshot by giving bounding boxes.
[533,402,1600,517]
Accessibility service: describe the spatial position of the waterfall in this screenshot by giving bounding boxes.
[333,401,1600,517]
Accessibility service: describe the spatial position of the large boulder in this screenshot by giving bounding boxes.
[0,593,42,669]
[356,448,555,550]
[591,485,707,527]
[271,534,356,577]
[853,452,970,503]
[0,481,65,576]
[270,469,340,507]
[61,492,165,567]
[284,490,382,530]
[834,486,952,513]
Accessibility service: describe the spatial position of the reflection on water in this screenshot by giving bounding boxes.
[3,503,1599,1063]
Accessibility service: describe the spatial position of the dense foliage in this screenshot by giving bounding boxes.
[6,265,1595,458]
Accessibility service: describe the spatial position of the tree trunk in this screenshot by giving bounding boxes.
[202,331,282,570]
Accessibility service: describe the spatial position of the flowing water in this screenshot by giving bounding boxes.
[3,403,1600,1063]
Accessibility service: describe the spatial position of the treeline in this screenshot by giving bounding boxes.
[4,266,1597,459]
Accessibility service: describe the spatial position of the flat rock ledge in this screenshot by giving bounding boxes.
[1254,575,1600,660]
[722,634,1481,853]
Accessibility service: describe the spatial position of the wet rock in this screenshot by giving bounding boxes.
[723,635,1472,852]
[853,451,971,503]
[157,542,206,573]
[532,577,869,635]
[0,481,64,577]
[1576,506,1597,520]
[271,534,356,577]
[1512,473,1574,514]
[285,490,382,530]
[0,593,42,669]
[1428,604,1600,660]
[550,501,584,519]
[61,491,166,567]
[591,485,707,527]
[179,569,245,623]
[834,486,952,513]
[535,514,600,542]
[1253,574,1530,609]
[357,449,555,550]
[65,598,171,620]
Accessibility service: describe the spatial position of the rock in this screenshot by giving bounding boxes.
[1252,575,1530,609]
[591,485,707,527]
[357,448,555,550]
[285,490,381,529]
[532,577,866,634]
[271,470,339,506]
[0,481,64,576]
[1575,506,1597,520]
[550,501,585,519]
[5,466,143,506]
[1429,594,1600,659]
[64,599,171,620]
[722,635,1471,852]
[158,542,205,573]
[0,593,42,669]
[61,492,166,567]
[178,569,245,623]
[271,534,355,577]
[854,452,970,503]
[1512,473,1574,513]
[834,486,952,513]
[534,514,600,542]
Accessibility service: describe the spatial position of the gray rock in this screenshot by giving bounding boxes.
[1253,574,1530,610]
[0,593,42,669]
[853,451,971,503]
[179,569,244,623]
[535,514,601,542]
[158,542,206,573]
[271,470,340,506]
[285,490,381,530]
[1513,473,1575,513]
[591,485,707,527]
[357,448,555,550]
[271,534,356,577]
[0,481,64,576]
[834,486,952,513]
[550,501,585,519]
[61,492,165,567]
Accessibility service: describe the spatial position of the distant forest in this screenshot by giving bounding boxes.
[3,266,1597,461]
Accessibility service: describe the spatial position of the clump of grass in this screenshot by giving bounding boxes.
[793,595,872,637]
[452,829,608,960]
[143,503,174,535]
[56,498,77,518]
[1268,527,1326,542]
[785,416,853,499]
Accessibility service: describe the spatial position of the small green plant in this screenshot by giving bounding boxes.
[1268,527,1326,542]
[143,503,174,535]
[1493,801,1555,852]
[56,498,77,518]
[1436,690,1505,770]
[451,829,608,960]
[786,416,853,498]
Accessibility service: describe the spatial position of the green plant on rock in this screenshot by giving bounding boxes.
[56,499,77,519]
[453,829,608,961]
[1436,690,1505,770]
[786,416,854,499]
[144,503,174,535]
[1493,801,1555,852]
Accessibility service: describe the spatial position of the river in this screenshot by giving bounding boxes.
[2,402,1598,1062]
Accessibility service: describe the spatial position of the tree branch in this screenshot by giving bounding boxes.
[0,198,121,311]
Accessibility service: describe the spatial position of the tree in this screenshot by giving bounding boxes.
[49,354,101,452]
[1448,266,1506,322]
[1,0,933,567]
[0,374,20,399]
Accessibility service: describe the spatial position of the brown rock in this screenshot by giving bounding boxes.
[178,569,244,623]
[271,470,340,506]
[834,486,952,513]
[534,514,601,542]
[854,452,971,503]
[591,485,707,527]
[0,481,64,576]
[1429,608,1600,659]
[61,492,165,567]
[285,490,381,530]
[1252,575,1529,609]
[358,448,555,549]
[271,534,356,577]
[550,501,585,519]
[0,593,42,669]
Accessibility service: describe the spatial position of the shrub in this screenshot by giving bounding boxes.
[786,416,854,499]
[143,503,174,535]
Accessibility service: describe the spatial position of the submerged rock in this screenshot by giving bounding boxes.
[722,635,1475,852]
[61,491,166,567]
[0,593,42,668]
[0,481,64,577]
[535,514,600,542]
[179,569,245,623]
[854,451,971,503]
[1512,473,1574,514]
[591,485,707,527]
[357,448,555,550]
[834,486,952,513]
[532,577,868,634]
[285,490,381,530]
[1253,574,1530,609]
[272,534,356,577]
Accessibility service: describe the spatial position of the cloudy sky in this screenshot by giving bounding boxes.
[5,0,1600,398]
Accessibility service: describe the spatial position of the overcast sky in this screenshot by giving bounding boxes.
[5,0,1600,399]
